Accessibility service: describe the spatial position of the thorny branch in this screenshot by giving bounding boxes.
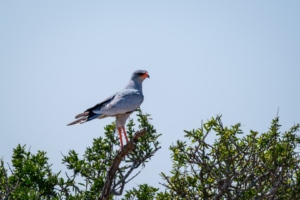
[0,162,19,200]
[160,115,300,200]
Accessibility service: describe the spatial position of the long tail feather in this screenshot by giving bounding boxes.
[75,111,89,119]
[67,117,88,126]
[67,111,101,126]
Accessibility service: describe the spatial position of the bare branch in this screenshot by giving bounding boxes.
[98,128,147,200]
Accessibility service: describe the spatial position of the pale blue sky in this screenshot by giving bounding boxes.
[1,0,300,196]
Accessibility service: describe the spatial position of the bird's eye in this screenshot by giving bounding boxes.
[137,73,144,76]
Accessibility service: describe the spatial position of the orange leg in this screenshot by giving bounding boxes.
[118,127,123,148]
[122,127,129,143]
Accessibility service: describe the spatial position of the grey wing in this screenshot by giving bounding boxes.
[85,93,116,113]
[94,90,144,116]
[73,93,117,120]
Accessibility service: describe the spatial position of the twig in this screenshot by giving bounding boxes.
[98,128,147,200]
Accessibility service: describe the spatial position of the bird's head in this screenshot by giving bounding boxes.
[131,70,150,82]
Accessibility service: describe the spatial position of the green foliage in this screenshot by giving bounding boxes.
[158,116,300,200]
[0,109,161,199]
[59,108,161,199]
[1,145,60,199]
[122,184,159,200]
[2,112,299,200]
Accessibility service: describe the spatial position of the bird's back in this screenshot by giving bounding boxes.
[94,89,144,116]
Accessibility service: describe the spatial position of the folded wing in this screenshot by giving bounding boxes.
[67,93,116,126]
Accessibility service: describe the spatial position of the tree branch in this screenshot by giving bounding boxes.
[98,128,147,200]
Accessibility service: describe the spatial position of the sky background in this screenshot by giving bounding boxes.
[1,0,300,198]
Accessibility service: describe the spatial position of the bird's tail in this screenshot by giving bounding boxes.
[67,111,101,126]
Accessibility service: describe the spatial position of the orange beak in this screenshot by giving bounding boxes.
[141,73,150,78]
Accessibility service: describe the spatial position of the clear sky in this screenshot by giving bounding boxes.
[1,0,300,197]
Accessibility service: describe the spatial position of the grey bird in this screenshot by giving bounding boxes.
[67,70,150,148]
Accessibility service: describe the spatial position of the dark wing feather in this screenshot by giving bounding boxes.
[85,93,116,112]
[74,93,116,119]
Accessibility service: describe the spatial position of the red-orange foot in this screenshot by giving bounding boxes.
[122,127,134,150]
[122,127,129,143]
[118,127,124,148]
[118,127,126,160]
